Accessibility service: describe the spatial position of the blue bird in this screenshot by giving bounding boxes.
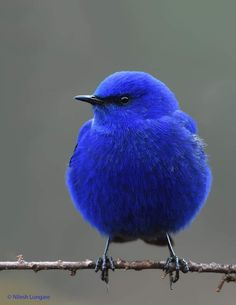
[66,71,212,286]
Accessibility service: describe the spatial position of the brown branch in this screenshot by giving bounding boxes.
[0,256,235,291]
[216,274,236,292]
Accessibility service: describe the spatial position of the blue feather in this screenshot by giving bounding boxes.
[66,71,212,239]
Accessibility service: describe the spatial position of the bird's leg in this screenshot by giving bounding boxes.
[95,237,115,283]
[163,233,189,289]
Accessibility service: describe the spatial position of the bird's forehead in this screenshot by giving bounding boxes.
[94,71,153,98]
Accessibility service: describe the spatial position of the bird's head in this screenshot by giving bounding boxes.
[74,71,179,125]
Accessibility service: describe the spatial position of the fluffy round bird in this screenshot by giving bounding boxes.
[66,71,212,286]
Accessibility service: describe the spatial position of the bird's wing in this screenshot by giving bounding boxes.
[172,110,197,134]
[69,119,92,167]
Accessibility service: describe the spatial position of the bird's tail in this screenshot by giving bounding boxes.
[142,234,174,247]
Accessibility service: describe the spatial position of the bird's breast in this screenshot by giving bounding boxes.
[67,120,211,237]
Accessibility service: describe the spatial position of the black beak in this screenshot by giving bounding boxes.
[74,95,104,105]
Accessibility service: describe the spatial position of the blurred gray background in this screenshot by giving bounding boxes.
[0,0,236,304]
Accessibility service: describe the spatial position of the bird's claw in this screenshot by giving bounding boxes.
[163,255,189,289]
[95,254,115,283]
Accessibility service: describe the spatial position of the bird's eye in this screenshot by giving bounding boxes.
[120,96,129,105]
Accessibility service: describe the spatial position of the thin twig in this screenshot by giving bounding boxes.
[216,274,236,292]
[0,257,236,273]
[0,256,235,291]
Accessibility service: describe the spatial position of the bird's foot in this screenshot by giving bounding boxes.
[95,254,115,283]
[163,255,189,289]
